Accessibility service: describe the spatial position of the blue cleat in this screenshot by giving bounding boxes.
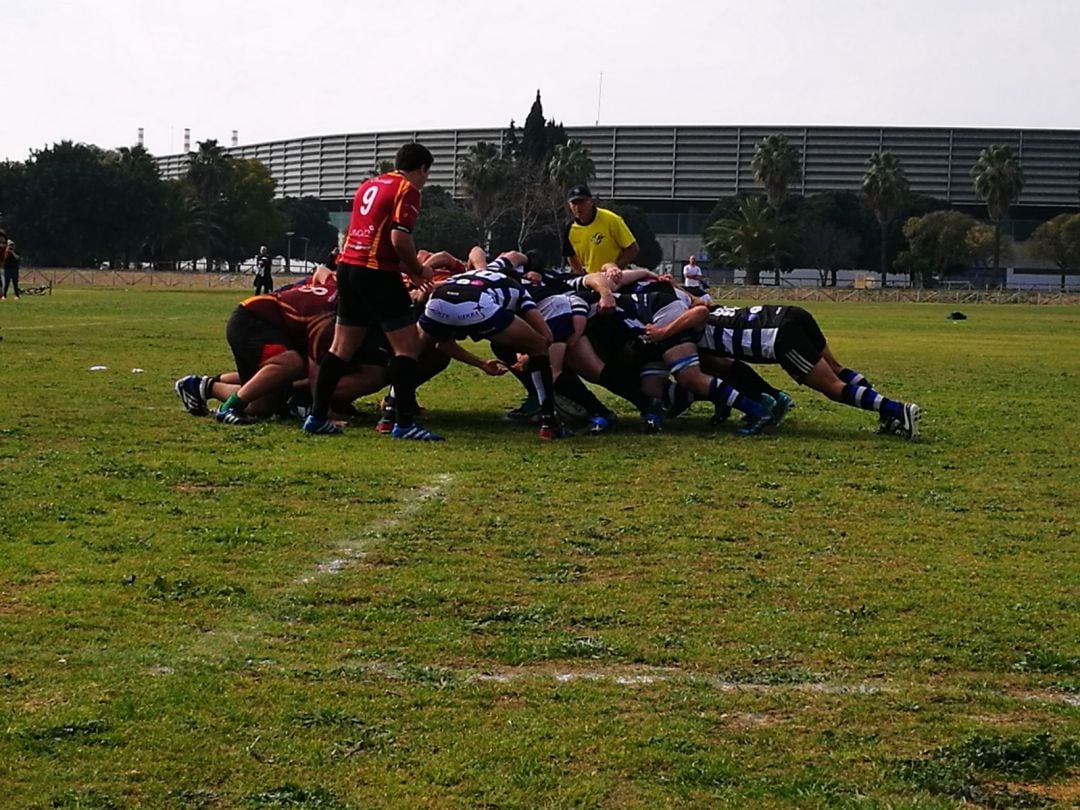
[301,414,342,435]
[641,409,663,434]
[391,423,444,441]
[587,414,616,436]
[174,375,208,416]
[738,393,777,436]
[769,391,795,427]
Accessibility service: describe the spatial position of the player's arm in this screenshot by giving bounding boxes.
[422,250,460,271]
[391,229,431,282]
[643,303,709,343]
[603,264,657,287]
[580,272,618,312]
[614,242,639,269]
[311,265,334,285]
[497,250,528,268]
[561,222,585,275]
[466,245,488,270]
[435,340,506,376]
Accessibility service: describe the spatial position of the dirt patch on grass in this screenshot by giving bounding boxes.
[172,482,217,494]
[0,572,60,614]
[720,711,787,730]
[1020,778,1080,802]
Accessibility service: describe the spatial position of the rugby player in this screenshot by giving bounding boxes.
[175,266,348,423]
[416,262,567,439]
[579,268,777,434]
[302,143,439,439]
[644,303,922,439]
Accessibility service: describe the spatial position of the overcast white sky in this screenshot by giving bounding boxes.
[4,0,1080,162]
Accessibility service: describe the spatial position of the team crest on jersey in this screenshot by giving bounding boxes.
[590,234,605,245]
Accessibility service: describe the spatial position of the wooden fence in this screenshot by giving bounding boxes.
[20,269,260,291]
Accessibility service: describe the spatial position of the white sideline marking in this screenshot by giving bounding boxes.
[346,662,891,695]
[296,473,452,584]
[312,663,1080,705]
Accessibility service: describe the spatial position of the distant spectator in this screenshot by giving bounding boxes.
[2,237,20,301]
[682,255,704,292]
[254,245,273,294]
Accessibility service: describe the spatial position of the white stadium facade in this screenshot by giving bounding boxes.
[159,124,1080,287]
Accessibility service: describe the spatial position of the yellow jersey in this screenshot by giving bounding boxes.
[563,208,636,273]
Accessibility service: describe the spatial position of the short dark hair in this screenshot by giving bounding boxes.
[395,143,434,172]
[525,249,546,273]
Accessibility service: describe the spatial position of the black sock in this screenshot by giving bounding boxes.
[598,363,650,412]
[312,352,349,421]
[723,361,779,399]
[554,371,610,418]
[390,355,420,427]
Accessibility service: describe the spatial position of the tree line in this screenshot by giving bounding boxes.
[3,101,1078,288]
[0,140,338,271]
[704,134,1080,289]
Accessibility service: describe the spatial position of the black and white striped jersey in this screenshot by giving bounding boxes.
[488,257,572,304]
[432,267,537,315]
[700,305,788,360]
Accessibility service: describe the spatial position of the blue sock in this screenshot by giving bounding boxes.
[708,378,767,417]
[840,384,902,420]
[839,368,873,389]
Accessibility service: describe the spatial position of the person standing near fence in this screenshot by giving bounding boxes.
[253,246,273,295]
[1,236,18,301]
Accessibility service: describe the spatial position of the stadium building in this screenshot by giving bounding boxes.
[158,125,1080,286]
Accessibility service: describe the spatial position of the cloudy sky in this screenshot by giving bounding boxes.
[4,0,1080,161]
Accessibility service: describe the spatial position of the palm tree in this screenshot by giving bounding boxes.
[750,135,800,285]
[971,145,1023,274]
[705,195,784,286]
[750,135,801,209]
[186,140,234,270]
[861,151,910,288]
[548,139,595,190]
[459,141,510,249]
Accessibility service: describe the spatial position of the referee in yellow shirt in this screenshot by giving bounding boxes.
[562,185,639,274]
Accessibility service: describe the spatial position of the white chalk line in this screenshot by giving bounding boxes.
[248,659,1080,706]
[295,472,453,585]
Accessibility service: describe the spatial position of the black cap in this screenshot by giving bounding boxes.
[566,185,592,202]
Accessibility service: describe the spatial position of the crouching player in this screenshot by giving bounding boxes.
[417,265,567,439]
[645,303,922,439]
[174,265,338,424]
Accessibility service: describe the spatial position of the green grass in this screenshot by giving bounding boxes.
[0,290,1078,808]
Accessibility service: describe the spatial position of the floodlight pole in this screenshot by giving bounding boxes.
[285,231,294,274]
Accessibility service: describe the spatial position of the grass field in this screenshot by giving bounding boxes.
[0,290,1078,809]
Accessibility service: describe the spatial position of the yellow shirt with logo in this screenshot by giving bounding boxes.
[564,208,636,273]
